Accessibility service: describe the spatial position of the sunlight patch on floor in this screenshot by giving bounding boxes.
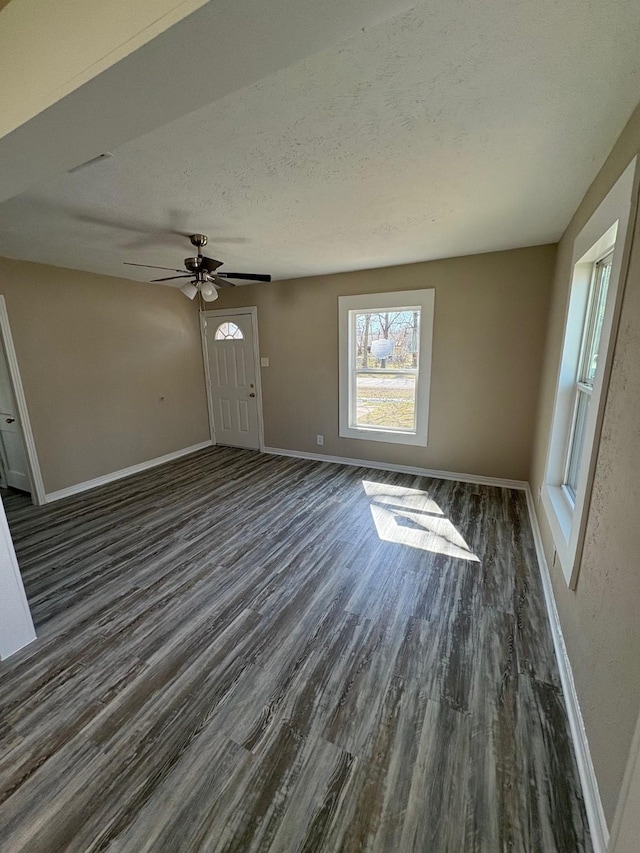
[362,480,480,562]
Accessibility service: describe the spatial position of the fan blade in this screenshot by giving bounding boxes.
[150,274,192,282]
[200,256,223,273]
[124,262,185,272]
[217,272,271,282]
[212,275,235,288]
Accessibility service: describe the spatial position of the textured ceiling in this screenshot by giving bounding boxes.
[0,0,417,203]
[0,0,639,284]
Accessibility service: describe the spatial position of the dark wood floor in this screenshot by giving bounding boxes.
[0,447,591,852]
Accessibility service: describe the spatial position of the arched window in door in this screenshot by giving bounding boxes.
[214,321,244,340]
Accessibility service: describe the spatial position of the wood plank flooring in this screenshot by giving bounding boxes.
[0,446,591,852]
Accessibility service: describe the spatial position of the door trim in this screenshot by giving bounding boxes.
[200,306,265,452]
[0,296,46,505]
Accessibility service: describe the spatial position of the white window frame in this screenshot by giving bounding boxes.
[338,289,435,446]
[562,249,613,503]
[542,157,638,588]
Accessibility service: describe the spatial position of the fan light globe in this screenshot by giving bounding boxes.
[180,282,198,300]
[200,281,219,302]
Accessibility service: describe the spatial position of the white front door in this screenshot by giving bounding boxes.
[0,344,30,492]
[204,311,261,450]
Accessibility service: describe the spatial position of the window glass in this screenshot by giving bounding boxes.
[583,254,612,384]
[351,309,420,433]
[355,373,417,431]
[563,251,613,500]
[214,321,244,340]
[565,392,590,498]
[354,310,420,370]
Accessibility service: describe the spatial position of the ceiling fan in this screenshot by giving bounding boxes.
[124,234,271,302]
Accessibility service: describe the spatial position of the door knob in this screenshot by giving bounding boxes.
[249,393,255,398]
[5,417,15,424]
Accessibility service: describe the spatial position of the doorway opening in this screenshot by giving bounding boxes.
[0,296,46,505]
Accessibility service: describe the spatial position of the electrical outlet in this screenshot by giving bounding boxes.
[260,357,269,367]
[316,434,324,446]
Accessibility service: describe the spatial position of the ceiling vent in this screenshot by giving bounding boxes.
[67,153,114,174]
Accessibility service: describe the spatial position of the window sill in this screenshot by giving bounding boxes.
[340,425,427,446]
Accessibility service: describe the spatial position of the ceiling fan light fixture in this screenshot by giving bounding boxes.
[125,233,270,298]
[200,281,219,302]
[180,282,198,300]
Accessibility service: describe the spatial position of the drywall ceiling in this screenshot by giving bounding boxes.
[0,0,415,203]
[0,0,639,283]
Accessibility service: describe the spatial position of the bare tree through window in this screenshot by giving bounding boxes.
[353,309,420,430]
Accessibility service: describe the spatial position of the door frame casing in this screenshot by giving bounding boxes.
[0,296,46,504]
[200,306,265,452]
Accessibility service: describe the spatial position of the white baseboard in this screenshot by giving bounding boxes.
[262,445,527,491]
[524,485,609,853]
[44,441,213,503]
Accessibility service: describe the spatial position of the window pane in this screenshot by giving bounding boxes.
[354,310,420,370]
[214,321,244,340]
[355,373,416,431]
[565,390,590,499]
[583,255,612,384]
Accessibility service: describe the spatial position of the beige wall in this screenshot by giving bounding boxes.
[214,245,555,481]
[530,102,640,825]
[0,257,210,493]
[0,245,554,494]
[610,709,640,853]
